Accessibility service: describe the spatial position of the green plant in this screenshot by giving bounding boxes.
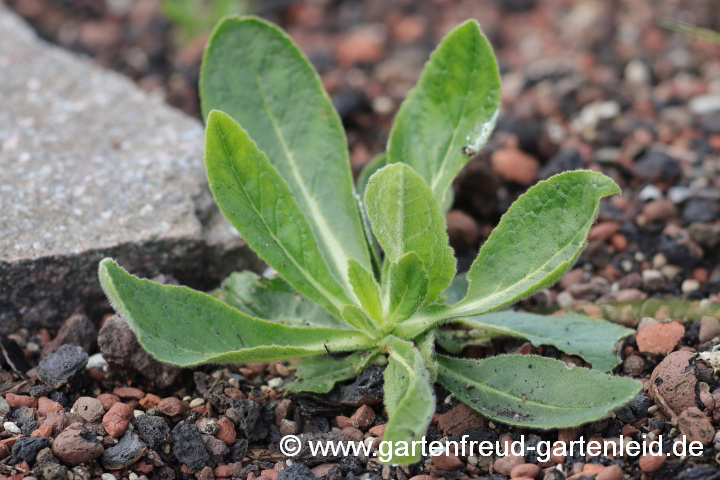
[99,16,642,464]
[163,0,246,44]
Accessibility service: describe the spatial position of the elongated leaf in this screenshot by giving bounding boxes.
[205,111,349,317]
[416,329,438,381]
[286,356,357,393]
[394,171,620,338]
[212,271,350,329]
[387,20,501,207]
[201,17,372,297]
[459,311,633,372]
[348,260,383,324]
[435,329,494,353]
[98,259,374,366]
[381,336,435,464]
[443,273,468,305]
[342,305,379,338]
[437,354,642,429]
[385,253,429,325]
[366,164,456,303]
[357,153,387,196]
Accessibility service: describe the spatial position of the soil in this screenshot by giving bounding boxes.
[2,0,720,479]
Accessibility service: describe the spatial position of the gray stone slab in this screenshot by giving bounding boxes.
[0,5,261,332]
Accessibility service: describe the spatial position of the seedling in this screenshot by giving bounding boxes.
[99,16,642,464]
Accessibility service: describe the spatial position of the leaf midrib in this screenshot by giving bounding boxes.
[214,123,346,313]
[250,70,360,299]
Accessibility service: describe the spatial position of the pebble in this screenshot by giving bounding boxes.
[10,436,50,465]
[135,414,171,449]
[41,313,96,357]
[699,317,720,343]
[86,353,108,372]
[6,393,38,409]
[203,434,229,462]
[638,453,666,472]
[103,402,133,438]
[51,427,104,466]
[172,421,210,470]
[641,269,665,291]
[113,387,145,400]
[636,321,684,354]
[215,417,236,445]
[432,452,463,471]
[491,148,539,185]
[596,464,623,480]
[678,407,715,444]
[638,184,663,201]
[279,419,299,436]
[97,393,120,411]
[72,397,105,423]
[494,455,525,475]
[435,403,485,435]
[196,418,220,435]
[157,397,190,417]
[4,421,21,434]
[101,431,148,469]
[649,351,697,417]
[0,396,9,415]
[38,397,64,416]
[643,199,677,222]
[139,394,162,409]
[510,463,541,478]
[349,405,375,431]
[215,465,232,477]
[623,355,648,376]
[681,279,700,293]
[36,345,89,388]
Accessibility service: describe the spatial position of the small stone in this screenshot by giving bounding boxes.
[139,394,162,409]
[214,465,232,478]
[196,466,214,480]
[101,431,147,469]
[51,427,104,466]
[335,25,386,67]
[638,185,663,201]
[215,417,236,446]
[172,421,210,470]
[368,424,385,437]
[623,355,648,376]
[491,148,539,185]
[641,269,666,291]
[0,395,10,415]
[432,453,463,471]
[700,317,720,343]
[36,345,88,388]
[636,321,684,354]
[189,398,204,408]
[436,403,484,435]
[643,199,678,222]
[279,419,299,436]
[41,411,83,436]
[114,387,145,400]
[596,464,623,480]
[6,393,38,409]
[38,397,63,416]
[274,399,292,426]
[97,393,120,411]
[678,407,715,444]
[649,351,697,417]
[10,436,50,464]
[681,279,700,293]
[278,463,314,480]
[103,402,133,438]
[202,434,229,462]
[72,397,105,423]
[494,455,525,476]
[157,397,190,417]
[31,424,53,438]
[41,313,96,357]
[349,405,375,431]
[510,463,541,478]
[196,418,219,435]
[135,414,171,449]
[638,454,666,472]
[4,421,21,434]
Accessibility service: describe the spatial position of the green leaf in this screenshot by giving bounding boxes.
[366,164,456,304]
[385,253,429,325]
[98,259,374,366]
[201,16,372,298]
[205,110,349,317]
[342,305,379,338]
[348,349,385,371]
[387,19,501,207]
[435,329,494,354]
[443,273,468,305]
[348,260,384,324]
[437,354,642,429]
[394,171,620,338]
[286,356,357,393]
[416,329,438,381]
[381,336,435,464]
[458,311,633,372]
[356,153,387,196]
[211,271,350,330]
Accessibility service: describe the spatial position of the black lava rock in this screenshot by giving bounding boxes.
[101,432,148,470]
[9,407,38,435]
[684,199,720,223]
[340,455,365,474]
[278,463,315,480]
[136,414,171,449]
[634,150,681,181]
[36,345,88,388]
[332,366,384,406]
[30,385,54,398]
[228,439,248,463]
[171,421,209,470]
[49,391,69,407]
[227,399,261,437]
[10,437,50,465]
[539,149,585,179]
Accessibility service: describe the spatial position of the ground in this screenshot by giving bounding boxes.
[1,0,720,479]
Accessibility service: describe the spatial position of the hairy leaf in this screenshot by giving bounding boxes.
[443,273,468,305]
[98,259,374,366]
[201,16,372,297]
[381,336,435,464]
[385,253,429,325]
[342,305,379,338]
[387,20,501,206]
[212,271,350,329]
[458,311,633,372]
[395,171,620,338]
[348,260,384,324]
[286,356,356,393]
[437,354,642,429]
[416,329,438,381]
[205,111,349,317]
[435,329,494,353]
[366,164,456,304]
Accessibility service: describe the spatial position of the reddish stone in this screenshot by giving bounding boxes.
[139,394,162,409]
[491,148,539,185]
[113,387,145,400]
[215,417,236,446]
[596,465,624,480]
[511,463,541,478]
[636,321,684,354]
[368,424,386,437]
[214,465,232,477]
[156,397,190,417]
[135,461,154,473]
[31,424,54,437]
[261,469,277,480]
[432,453,463,471]
[349,405,375,431]
[611,234,628,251]
[97,393,120,411]
[649,351,697,417]
[224,388,245,400]
[436,404,484,435]
[638,454,666,472]
[335,416,352,429]
[103,402,133,438]
[5,393,38,409]
[335,26,386,67]
[38,396,64,416]
[589,222,620,241]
